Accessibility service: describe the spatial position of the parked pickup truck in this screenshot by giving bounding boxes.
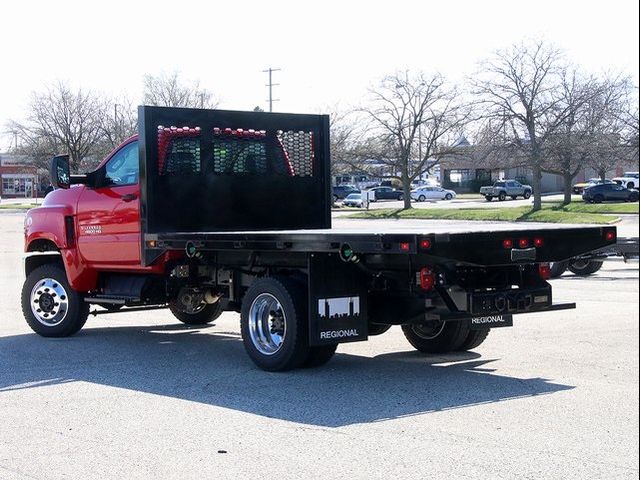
[480,180,533,201]
[21,106,616,371]
[612,172,639,190]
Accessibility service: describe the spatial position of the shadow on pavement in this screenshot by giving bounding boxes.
[0,324,574,427]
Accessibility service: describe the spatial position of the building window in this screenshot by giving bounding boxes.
[1,176,35,196]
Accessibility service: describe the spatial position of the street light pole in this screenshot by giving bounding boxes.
[262,67,281,112]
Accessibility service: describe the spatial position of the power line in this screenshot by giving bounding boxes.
[262,67,281,112]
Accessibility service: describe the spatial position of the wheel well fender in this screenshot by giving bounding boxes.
[24,252,63,278]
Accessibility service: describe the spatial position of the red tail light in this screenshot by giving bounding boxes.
[605,230,616,242]
[518,238,529,248]
[419,267,436,291]
[419,238,432,250]
[503,239,514,249]
[534,237,544,247]
[539,263,551,280]
[399,242,410,252]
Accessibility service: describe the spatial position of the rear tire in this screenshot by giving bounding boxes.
[240,277,310,371]
[21,264,89,337]
[498,192,506,201]
[169,301,223,325]
[568,259,604,276]
[418,195,426,202]
[549,261,569,279]
[401,321,469,354]
[457,328,490,351]
[302,344,338,368]
[368,323,392,336]
[594,194,604,204]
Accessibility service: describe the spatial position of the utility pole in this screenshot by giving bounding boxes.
[262,67,281,112]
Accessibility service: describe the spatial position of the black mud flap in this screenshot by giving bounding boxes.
[308,254,368,346]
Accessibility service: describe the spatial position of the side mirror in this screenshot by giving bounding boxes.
[50,155,71,189]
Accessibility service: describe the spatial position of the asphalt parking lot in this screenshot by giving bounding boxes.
[0,212,638,479]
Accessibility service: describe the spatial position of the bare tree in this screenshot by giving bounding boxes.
[100,97,138,149]
[618,84,639,160]
[328,108,360,179]
[542,69,598,204]
[8,81,106,172]
[358,71,471,209]
[143,71,218,109]
[585,76,637,181]
[90,96,138,165]
[473,40,569,211]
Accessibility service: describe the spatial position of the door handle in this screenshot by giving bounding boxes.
[121,193,138,202]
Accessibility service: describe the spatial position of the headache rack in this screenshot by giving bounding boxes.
[138,105,332,265]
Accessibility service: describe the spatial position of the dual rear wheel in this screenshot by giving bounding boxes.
[240,277,337,371]
[401,321,489,354]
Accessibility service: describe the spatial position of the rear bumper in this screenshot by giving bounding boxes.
[424,301,576,323]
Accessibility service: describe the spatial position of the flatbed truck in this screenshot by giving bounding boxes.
[22,106,617,371]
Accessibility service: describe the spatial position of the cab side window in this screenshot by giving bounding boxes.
[105,142,138,186]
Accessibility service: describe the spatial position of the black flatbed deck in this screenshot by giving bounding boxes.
[146,224,615,266]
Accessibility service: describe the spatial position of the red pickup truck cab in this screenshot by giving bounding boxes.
[23,134,219,337]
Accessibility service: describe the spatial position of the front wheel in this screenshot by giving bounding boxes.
[523,190,532,199]
[418,195,426,202]
[240,277,310,371]
[445,193,453,200]
[498,192,506,201]
[169,301,223,325]
[401,321,470,354]
[21,264,89,337]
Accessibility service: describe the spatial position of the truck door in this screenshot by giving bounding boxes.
[76,140,141,267]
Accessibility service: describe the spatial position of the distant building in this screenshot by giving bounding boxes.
[438,137,637,193]
[0,153,40,198]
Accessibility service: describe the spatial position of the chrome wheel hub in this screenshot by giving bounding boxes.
[248,293,286,355]
[30,278,69,327]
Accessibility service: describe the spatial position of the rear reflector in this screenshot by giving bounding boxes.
[534,238,544,247]
[419,267,436,291]
[399,242,410,252]
[518,238,529,248]
[503,239,514,249]
[539,263,551,280]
